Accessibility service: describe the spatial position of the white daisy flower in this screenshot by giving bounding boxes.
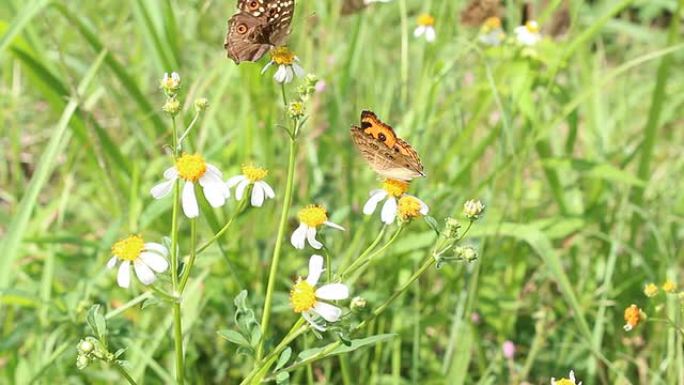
[107,235,169,288]
[290,254,350,331]
[515,20,542,46]
[150,153,230,218]
[551,370,582,385]
[414,13,436,43]
[479,17,506,46]
[290,205,345,250]
[226,165,275,207]
[261,46,305,84]
[364,179,429,224]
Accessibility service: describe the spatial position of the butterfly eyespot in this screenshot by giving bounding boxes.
[248,0,259,10]
[378,133,387,142]
[236,24,248,34]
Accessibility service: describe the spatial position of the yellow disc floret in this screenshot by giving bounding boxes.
[397,196,423,220]
[175,154,207,182]
[111,235,144,262]
[623,304,641,331]
[483,16,501,31]
[644,282,658,297]
[662,279,677,293]
[554,379,574,385]
[525,21,540,33]
[297,205,328,227]
[382,179,410,198]
[242,164,268,182]
[290,278,317,313]
[417,13,435,26]
[271,46,296,65]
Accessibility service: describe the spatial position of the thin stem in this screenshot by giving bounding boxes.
[169,115,184,385]
[339,225,387,276]
[178,219,197,293]
[280,83,288,107]
[257,136,298,359]
[113,361,139,385]
[178,112,201,145]
[342,225,404,279]
[172,302,185,385]
[195,197,248,255]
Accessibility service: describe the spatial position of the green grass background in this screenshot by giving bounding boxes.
[1,0,684,384]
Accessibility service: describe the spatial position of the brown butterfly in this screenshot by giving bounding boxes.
[224,0,295,64]
[350,111,425,181]
[460,0,501,27]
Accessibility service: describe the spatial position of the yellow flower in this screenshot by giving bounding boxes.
[291,205,344,249]
[107,235,169,288]
[261,47,305,84]
[414,14,436,42]
[226,165,275,207]
[643,283,659,298]
[551,370,581,385]
[397,195,429,221]
[623,304,642,331]
[662,279,677,294]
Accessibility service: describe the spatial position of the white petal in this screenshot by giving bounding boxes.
[150,179,175,199]
[293,63,305,78]
[257,181,275,199]
[569,371,576,382]
[235,179,250,201]
[324,221,345,231]
[133,259,156,285]
[251,183,265,207]
[163,167,178,180]
[306,226,323,249]
[226,175,247,188]
[381,197,398,224]
[414,26,425,37]
[274,65,288,83]
[290,223,307,249]
[363,190,388,215]
[302,311,326,331]
[106,256,118,269]
[261,61,274,74]
[425,27,436,42]
[312,302,342,323]
[316,284,349,301]
[199,169,223,186]
[144,242,168,257]
[306,254,324,286]
[182,182,199,218]
[201,178,229,208]
[139,251,169,273]
[206,164,223,179]
[117,261,131,288]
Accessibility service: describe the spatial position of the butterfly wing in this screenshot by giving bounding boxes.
[460,0,500,27]
[351,111,425,181]
[341,0,366,15]
[225,12,273,63]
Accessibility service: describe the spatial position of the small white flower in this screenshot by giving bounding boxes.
[515,21,542,46]
[414,13,436,43]
[160,72,181,95]
[290,255,350,331]
[551,370,581,385]
[107,235,169,288]
[290,205,345,250]
[225,165,275,207]
[479,17,506,46]
[364,179,429,224]
[150,153,230,218]
[261,47,305,84]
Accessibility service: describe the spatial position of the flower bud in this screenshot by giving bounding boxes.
[454,246,478,262]
[288,101,305,120]
[76,354,90,370]
[463,199,485,220]
[444,217,461,239]
[194,98,209,113]
[162,98,181,116]
[350,296,367,312]
[78,339,94,354]
[643,283,658,298]
[160,72,181,96]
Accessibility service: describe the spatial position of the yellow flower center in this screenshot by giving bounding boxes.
[297,205,328,227]
[397,196,423,220]
[662,280,677,293]
[417,13,435,26]
[624,304,641,328]
[290,278,317,313]
[555,379,574,385]
[175,154,207,182]
[483,16,501,30]
[271,46,296,65]
[242,164,268,182]
[525,21,540,33]
[111,235,144,262]
[644,283,659,297]
[382,179,410,198]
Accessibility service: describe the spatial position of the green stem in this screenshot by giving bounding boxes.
[339,225,387,276]
[113,361,139,385]
[342,225,403,279]
[169,115,184,385]
[280,83,289,107]
[178,219,197,293]
[257,136,297,360]
[172,302,185,385]
[195,197,248,255]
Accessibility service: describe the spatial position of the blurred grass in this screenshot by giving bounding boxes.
[1,0,684,384]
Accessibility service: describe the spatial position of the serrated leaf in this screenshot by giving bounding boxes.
[275,347,292,371]
[217,329,251,347]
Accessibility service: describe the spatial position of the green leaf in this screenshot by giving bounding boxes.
[217,329,251,348]
[275,372,290,385]
[275,347,292,371]
[86,305,107,341]
[296,334,396,362]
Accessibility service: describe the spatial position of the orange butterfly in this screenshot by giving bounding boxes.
[350,110,425,181]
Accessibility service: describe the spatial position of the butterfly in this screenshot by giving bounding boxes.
[224,0,295,64]
[460,0,501,27]
[350,111,425,181]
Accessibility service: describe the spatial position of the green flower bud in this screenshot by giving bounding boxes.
[78,339,94,354]
[463,199,485,220]
[162,98,182,116]
[194,98,209,113]
[76,354,90,370]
